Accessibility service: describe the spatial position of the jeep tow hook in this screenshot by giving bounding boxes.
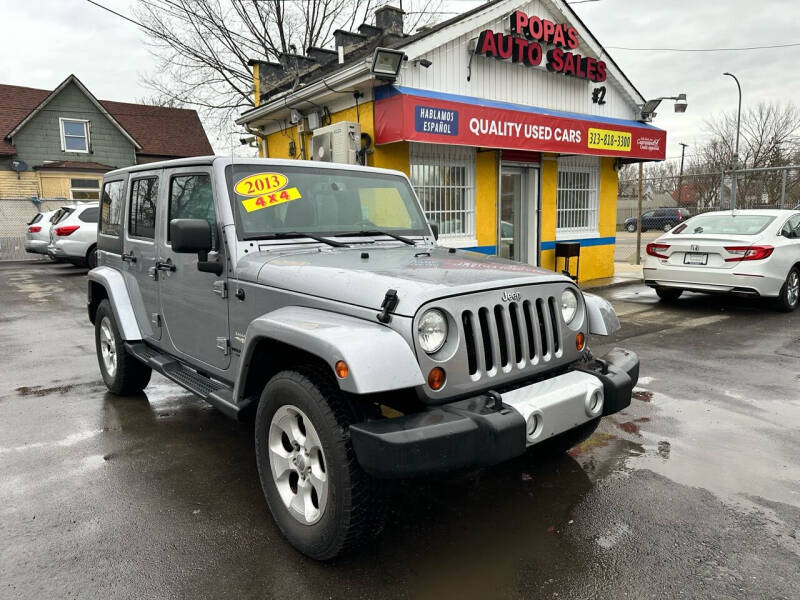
[376,289,399,324]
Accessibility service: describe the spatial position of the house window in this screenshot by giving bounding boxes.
[409,143,475,243]
[60,118,90,153]
[70,178,100,201]
[556,156,600,237]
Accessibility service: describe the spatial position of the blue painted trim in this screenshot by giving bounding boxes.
[540,237,616,250]
[463,245,497,255]
[375,85,663,131]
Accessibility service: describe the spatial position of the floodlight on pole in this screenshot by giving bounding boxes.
[638,93,688,122]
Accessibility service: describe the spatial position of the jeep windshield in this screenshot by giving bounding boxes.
[225,164,429,241]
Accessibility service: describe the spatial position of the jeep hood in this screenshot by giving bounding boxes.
[236,245,571,317]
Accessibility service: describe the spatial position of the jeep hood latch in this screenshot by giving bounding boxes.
[376,289,399,324]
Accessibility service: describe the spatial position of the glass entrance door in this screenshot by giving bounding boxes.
[499,166,538,264]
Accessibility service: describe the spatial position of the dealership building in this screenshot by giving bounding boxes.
[236,0,668,281]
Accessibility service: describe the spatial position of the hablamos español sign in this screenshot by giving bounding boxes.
[475,10,607,83]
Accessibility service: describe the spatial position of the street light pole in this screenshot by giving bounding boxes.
[723,72,742,210]
[678,142,688,208]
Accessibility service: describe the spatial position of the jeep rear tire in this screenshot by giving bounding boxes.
[255,366,384,560]
[95,299,152,395]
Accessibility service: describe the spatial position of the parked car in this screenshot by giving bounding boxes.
[87,156,639,559]
[48,202,99,267]
[624,207,691,232]
[643,209,800,310]
[24,209,59,256]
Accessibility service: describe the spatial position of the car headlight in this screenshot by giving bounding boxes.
[418,309,448,354]
[560,289,579,325]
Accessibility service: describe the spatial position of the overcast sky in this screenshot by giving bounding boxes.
[3,0,800,161]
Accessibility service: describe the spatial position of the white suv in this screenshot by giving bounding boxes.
[48,203,100,268]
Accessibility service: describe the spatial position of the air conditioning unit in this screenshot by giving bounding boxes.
[311,121,361,165]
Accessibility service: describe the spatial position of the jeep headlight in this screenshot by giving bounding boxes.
[560,289,579,325]
[418,309,448,354]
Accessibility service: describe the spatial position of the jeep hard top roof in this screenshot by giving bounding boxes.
[103,156,408,180]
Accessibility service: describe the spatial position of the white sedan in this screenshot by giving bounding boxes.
[643,209,800,311]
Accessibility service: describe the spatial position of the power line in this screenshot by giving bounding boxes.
[607,42,800,52]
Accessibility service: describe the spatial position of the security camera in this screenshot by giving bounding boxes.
[419,58,432,68]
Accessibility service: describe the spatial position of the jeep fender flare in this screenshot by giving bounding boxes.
[583,292,621,336]
[87,266,142,340]
[234,306,425,400]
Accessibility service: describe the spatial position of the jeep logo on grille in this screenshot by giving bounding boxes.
[501,290,521,302]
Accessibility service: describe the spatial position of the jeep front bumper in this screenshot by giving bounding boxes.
[349,348,638,478]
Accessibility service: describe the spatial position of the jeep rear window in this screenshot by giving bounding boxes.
[225,165,428,240]
[675,213,775,235]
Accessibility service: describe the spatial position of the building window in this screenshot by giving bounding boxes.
[60,118,90,153]
[556,156,600,237]
[409,143,475,243]
[129,178,159,239]
[70,178,100,201]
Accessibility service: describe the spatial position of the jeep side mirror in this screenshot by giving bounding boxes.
[430,222,439,240]
[171,219,212,258]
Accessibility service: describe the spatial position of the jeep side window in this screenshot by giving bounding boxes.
[169,174,216,249]
[129,178,159,239]
[100,180,125,236]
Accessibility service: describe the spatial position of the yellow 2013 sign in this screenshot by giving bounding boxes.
[587,128,632,152]
[234,172,289,197]
[234,172,302,212]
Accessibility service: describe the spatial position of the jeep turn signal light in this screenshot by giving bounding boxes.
[334,360,349,379]
[576,332,586,351]
[428,367,446,390]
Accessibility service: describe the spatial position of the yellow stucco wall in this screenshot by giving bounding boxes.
[475,150,497,247]
[539,155,617,282]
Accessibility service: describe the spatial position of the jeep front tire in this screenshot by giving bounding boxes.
[95,299,152,395]
[255,366,384,560]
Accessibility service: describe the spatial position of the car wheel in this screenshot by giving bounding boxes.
[86,245,98,269]
[776,267,800,312]
[656,287,683,301]
[626,223,636,233]
[662,222,674,232]
[528,417,600,458]
[95,300,152,395]
[255,366,385,560]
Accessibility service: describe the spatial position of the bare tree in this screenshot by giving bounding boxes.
[133,0,441,142]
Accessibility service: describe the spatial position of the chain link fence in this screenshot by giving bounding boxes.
[0,198,69,262]
[615,165,800,263]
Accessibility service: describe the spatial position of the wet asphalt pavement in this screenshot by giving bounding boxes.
[1,261,799,600]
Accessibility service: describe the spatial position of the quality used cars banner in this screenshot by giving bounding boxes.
[374,86,667,160]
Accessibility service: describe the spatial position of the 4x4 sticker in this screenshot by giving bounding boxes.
[241,187,302,212]
[235,172,302,212]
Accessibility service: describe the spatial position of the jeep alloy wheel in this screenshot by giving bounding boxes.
[268,404,328,525]
[94,299,152,395]
[255,367,384,559]
[99,316,118,379]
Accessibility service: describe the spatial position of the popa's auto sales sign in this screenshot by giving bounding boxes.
[375,88,666,160]
[476,11,607,82]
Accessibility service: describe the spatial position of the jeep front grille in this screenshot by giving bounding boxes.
[461,298,562,378]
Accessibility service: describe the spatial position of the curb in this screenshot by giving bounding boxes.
[580,277,644,292]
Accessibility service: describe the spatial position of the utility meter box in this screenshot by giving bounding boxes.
[311,121,361,164]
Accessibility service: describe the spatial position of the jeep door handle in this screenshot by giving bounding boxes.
[121,251,137,263]
[155,259,176,272]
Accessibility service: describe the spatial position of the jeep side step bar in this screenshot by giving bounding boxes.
[125,342,242,419]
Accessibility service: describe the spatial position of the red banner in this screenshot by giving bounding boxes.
[374,87,666,160]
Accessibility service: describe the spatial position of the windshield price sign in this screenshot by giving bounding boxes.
[587,128,631,152]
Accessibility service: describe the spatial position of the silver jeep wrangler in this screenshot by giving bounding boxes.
[88,156,638,559]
